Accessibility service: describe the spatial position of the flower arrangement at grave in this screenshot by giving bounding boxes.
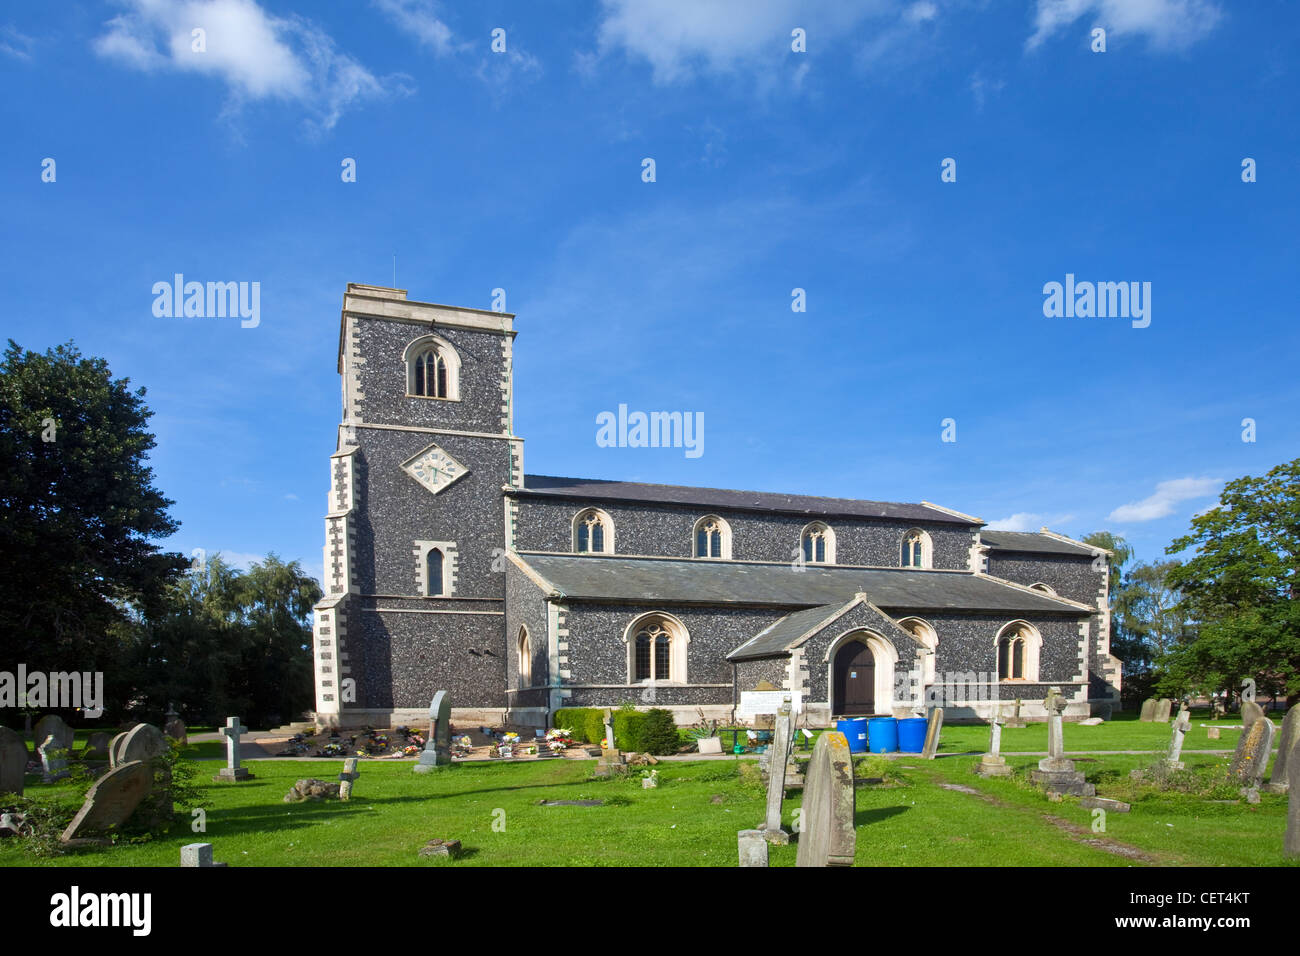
[402,745,421,756]
[498,731,520,756]
[600,737,610,749]
[546,728,572,753]
[408,733,425,747]
[321,743,348,758]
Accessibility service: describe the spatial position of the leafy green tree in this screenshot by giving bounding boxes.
[1163,458,1300,706]
[0,340,186,698]
[1117,560,1190,700]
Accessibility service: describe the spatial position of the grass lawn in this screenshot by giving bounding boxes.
[3,743,1295,867]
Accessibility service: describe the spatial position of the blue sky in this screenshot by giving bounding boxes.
[2,0,1297,583]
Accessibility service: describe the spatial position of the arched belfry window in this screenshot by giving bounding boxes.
[404,334,461,400]
[573,508,614,554]
[426,548,444,596]
[624,612,689,684]
[800,521,836,564]
[693,515,731,559]
[901,529,932,568]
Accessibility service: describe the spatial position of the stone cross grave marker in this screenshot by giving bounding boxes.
[1005,697,1026,728]
[32,715,73,758]
[977,707,1011,777]
[1266,705,1299,794]
[603,708,616,751]
[214,716,253,782]
[760,702,794,845]
[1153,698,1172,723]
[594,707,627,776]
[1030,687,1094,796]
[60,760,153,845]
[414,690,451,773]
[1166,705,1191,769]
[795,730,856,867]
[921,706,944,760]
[38,735,69,783]
[1138,698,1156,722]
[1230,715,1274,789]
[0,726,27,795]
[339,757,360,800]
[1286,739,1300,859]
[1241,699,1265,728]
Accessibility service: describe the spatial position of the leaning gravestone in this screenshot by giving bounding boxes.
[38,735,70,783]
[795,730,856,867]
[921,707,944,760]
[0,726,27,795]
[759,703,794,845]
[1241,700,1265,729]
[108,730,130,766]
[1138,698,1157,722]
[414,691,452,773]
[33,715,74,757]
[1287,740,1300,859]
[1265,706,1299,794]
[1166,706,1191,770]
[1153,698,1172,723]
[117,723,169,765]
[60,760,153,845]
[1230,716,1274,788]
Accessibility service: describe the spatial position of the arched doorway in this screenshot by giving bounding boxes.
[833,640,876,716]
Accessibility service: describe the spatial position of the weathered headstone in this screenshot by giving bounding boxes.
[1153,698,1172,723]
[60,760,153,844]
[82,732,111,762]
[759,703,794,844]
[108,730,130,766]
[738,829,768,867]
[976,709,1011,777]
[38,734,69,783]
[33,714,73,757]
[1286,740,1300,859]
[1241,699,1265,728]
[603,708,615,750]
[795,730,856,867]
[1265,706,1299,794]
[1207,727,1222,740]
[1166,706,1191,769]
[1230,716,1274,788]
[1030,687,1094,796]
[1138,698,1157,722]
[0,726,27,795]
[414,690,452,773]
[180,842,227,867]
[921,706,944,760]
[339,757,360,800]
[214,716,254,781]
[1212,696,1227,718]
[698,736,723,755]
[163,708,188,746]
[117,723,169,765]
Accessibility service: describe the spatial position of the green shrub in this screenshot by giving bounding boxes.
[585,710,606,746]
[639,709,681,755]
[553,708,601,744]
[613,710,647,752]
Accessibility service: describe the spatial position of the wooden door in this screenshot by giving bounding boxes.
[834,641,876,716]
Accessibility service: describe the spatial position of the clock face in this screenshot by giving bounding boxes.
[401,443,468,495]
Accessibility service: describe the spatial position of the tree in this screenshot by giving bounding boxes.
[1163,458,1300,706]
[1117,560,1191,700]
[0,340,186,697]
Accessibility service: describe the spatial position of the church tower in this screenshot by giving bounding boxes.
[311,285,523,728]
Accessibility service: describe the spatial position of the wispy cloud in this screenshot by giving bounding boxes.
[986,512,1075,532]
[0,25,35,61]
[94,0,410,133]
[371,0,455,55]
[1106,477,1222,522]
[1026,0,1223,52]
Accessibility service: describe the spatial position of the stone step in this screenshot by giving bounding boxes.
[269,722,317,736]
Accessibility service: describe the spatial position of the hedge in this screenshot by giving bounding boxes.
[553,708,601,743]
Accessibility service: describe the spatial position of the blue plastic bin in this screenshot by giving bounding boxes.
[835,717,870,753]
[867,716,899,753]
[897,717,927,753]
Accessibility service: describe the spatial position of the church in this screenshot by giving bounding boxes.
[311,284,1121,730]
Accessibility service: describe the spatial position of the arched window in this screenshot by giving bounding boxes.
[901,529,932,568]
[624,612,689,683]
[426,548,444,596]
[518,626,532,688]
[404,334,461,400]
[573,508,614,554]
[693,515,731,559]
[800,521,836,564]
[898,617,938,686]
[996,621,1042,682]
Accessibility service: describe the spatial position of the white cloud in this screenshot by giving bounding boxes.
[0,25,35,61]
[1026,0,1223,51]
[94,0,409,132]
[371,0,455,55]
[1106,477,1222,523]
[986,512,1075,532]
[592,0,902,84]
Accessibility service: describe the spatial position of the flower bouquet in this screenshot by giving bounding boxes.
[545,728,572,754]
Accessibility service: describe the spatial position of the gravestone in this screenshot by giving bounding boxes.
[1153,698,1172,723]
[82,732,111,762]
[1030,687,1095,796]
[1212,697,1227,718]
[33,715,73,757]
[976,710,1011,777]
[413,690,452,773]
[181,843,227,867]
[594,707,627,777]
[60,760,153,844]
[698,736,723,755]
[108,730,130,766]
[214,716,254,782]
[1207,727,1221,740]
[1230,716,1274,788]
[339,757,360,800]
[0,726,27,795]
[38,735,69,783]
[921,707,944,760]
[759,703,794,844]
[603,708,615,749]
[1138,698,1157,722]
[117,723,169,765]
[795,730,856,867]
[1265,706,1299,794]
[1005,697,1027,729]
[1287,740,1300,859]
[1241,699,1265,728]
[738,829,768,867]
[1166,706,1191,769]
[163,708,188,746]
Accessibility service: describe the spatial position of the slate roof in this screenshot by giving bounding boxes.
[980,530,1098,557]
[515,475,976,525]
[727,602,854,661]
[514,553,1091,615]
